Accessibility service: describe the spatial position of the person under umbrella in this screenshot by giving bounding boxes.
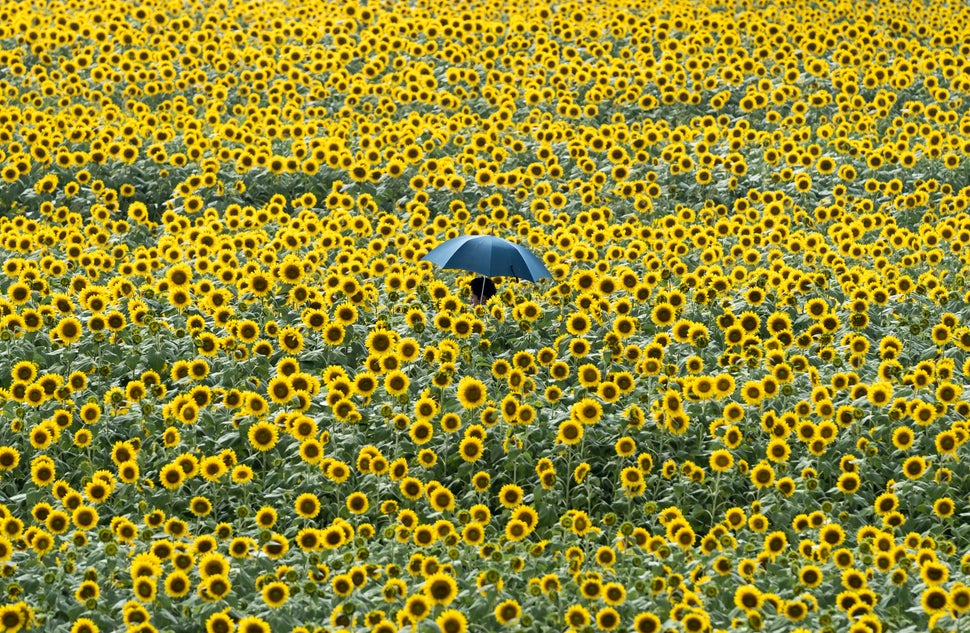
[469,276,497,306]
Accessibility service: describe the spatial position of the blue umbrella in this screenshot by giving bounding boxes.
[421,234,551,282]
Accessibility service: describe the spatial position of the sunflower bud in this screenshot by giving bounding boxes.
[748,612,763,630]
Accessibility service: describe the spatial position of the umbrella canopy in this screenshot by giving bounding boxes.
[421,234,551,282]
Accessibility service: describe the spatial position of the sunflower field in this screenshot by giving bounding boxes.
[2,0,970,631]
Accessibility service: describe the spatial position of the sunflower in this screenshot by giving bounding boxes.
[261,580,289,608]
[10,360,37,384]
[763,531,788,559]
[409,420,434,445]
[247,421,279,452]
[817,526,846,555]
[313,319,345,345]
[570,364,600,393]
[460,521,485,546]
[328,460,351,483]
[413,395,438,423]
[67,370,88,392]
[650,302,676,327]
[750,461,775,488]
[352,371,379,398]
[159,570,191,599]
[709,449,734,473]
[741,380,764,405]
[733,583,762,610]
[159,463,185,490]
[433,609,467,633]
[243,507,275,537]
[840,567,868,593]
[236,616,270,633]
[427,485,454,512]
[933,497,955,519]
[566,312,591,335]
[366,328,397,357]
[78,402,101,425]
[404,593,432,622]
[456,376,487,409]
[921,586,949,615]
[424,572,458,605]
[579,576,602,601]
[601,582,626,606]
[188,496,212,517]
[935,430,958,455]
[244,393,269,417]
[497,484,524,509]
[632,612,662,633]
[294,493,320,519]
[472,471,491,493]
[836,472,860,494]
[951,585,970,614]
[902,455,927,479]
[297,439,323,465]
[394,475,422,501]
[615,436,637,457]
[293,527,320,552]
[798,564,823,588]
[459,437,483,462]
[417,448,438,469]
[765,438,791,462]
[892,426,915,450]
[920,561,950,586]
[619,466,644,493]
[266,376,293,404]
[557,420,584,445]
[563,604,598,630]
[493,599,521,625]
[384,370,410,397]
[54,316,83,344]
[571,397,603,425]
[346,492,369,515]
[132,576,158,603]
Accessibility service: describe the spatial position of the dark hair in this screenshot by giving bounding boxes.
[470,276,497,301]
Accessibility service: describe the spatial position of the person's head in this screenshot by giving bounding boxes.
[469,276,497,306]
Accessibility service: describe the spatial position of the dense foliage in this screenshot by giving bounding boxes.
[1,0,970,631]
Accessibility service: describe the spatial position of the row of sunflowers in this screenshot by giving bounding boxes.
[2,0,970,631]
